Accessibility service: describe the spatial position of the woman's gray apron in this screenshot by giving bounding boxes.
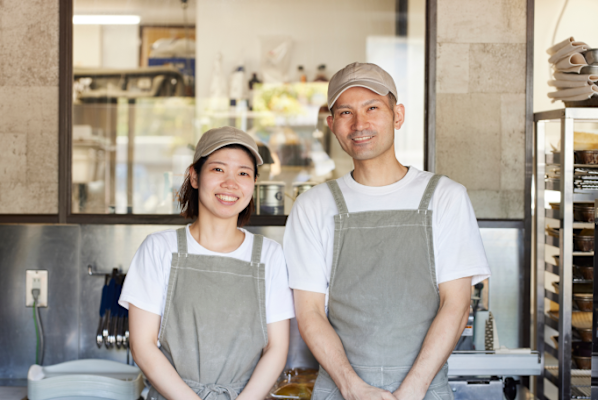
[312,175,454,400]
[148,228,268,400]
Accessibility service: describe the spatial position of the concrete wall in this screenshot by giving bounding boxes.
[0,0,59,214]
[435,0,527,219]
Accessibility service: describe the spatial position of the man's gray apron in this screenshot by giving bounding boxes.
[148,228,268,400]
[312,175,454,400]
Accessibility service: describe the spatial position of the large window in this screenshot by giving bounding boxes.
[72,0,426,217]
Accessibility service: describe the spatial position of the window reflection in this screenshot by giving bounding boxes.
[72,0,425,215]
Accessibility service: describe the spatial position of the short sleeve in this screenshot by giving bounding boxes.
[283,200,329,293]
[433,182,491,285]
[264,242,295,324]
[119,234,172,315]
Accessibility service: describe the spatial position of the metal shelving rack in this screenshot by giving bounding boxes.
[534,108,598,400]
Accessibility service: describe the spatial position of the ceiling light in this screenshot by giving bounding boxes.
[73,15,141,25]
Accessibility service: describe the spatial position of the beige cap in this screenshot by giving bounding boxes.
[327,62,398,108]
[193,126,264,166]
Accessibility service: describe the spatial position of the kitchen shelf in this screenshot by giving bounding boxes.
[533,108,598,399]
[545,289,559,303]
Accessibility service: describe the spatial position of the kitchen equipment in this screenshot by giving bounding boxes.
[573,293,593,311]
[258,182,285,215]
[552,280,594,294]
[27,359,143,400]
[579,265,594,280]
[293,182,316,199]
[582,48,598,65]
[572,341,592,357]
[573,202,595,222]
[574,229,594,252]
[575,150,598,165]
[573,355,592,369]
[580,65,598,75]
[576,327,593,342]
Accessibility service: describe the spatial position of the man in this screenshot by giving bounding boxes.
[283,62,490,400]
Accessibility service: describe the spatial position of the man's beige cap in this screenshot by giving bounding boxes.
[193,126,264,166]
[327,62,398,108]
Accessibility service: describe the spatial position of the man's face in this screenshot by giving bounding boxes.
[327,87,405,162]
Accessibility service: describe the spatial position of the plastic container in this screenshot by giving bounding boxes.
[27,359,143,400]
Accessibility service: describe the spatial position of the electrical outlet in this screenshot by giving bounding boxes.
[26,270,48,307]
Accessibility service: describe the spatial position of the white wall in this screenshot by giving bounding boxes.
[194,0,396,98]
[102,25,140,69]
[73,25,102,67]
[534,0,598,112]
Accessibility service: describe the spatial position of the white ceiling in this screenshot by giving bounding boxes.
[74,0,197,25]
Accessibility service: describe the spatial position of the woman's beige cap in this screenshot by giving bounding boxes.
[327,62,398,108]
[193,126,264,165]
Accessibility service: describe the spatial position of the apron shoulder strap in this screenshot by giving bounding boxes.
[251,234,264,265]
[326,180,349,215]
[418,174,444,212]
[176,227,188,255]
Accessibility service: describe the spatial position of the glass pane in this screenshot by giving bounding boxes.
[72,0,425,215]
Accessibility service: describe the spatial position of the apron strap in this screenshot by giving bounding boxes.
[326,180,349,215]
[251,234,264,265]
[418,174,443,212]
[176,227,188,255]
[182,379,241,400]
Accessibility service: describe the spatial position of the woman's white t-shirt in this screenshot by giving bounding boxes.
[119,225,295,328]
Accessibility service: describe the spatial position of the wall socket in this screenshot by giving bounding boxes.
[26,270,48,307]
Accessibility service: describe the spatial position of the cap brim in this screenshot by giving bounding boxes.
[201,141,264,166]
[328,80,391,108]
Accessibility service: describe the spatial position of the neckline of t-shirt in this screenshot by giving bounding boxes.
[341,166,419,195]
[185,224,251,256]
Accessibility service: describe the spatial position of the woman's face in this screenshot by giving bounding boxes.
[193,147,256,222]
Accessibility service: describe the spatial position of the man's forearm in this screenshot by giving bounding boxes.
[393,300,469,399]
[297,309,361,396]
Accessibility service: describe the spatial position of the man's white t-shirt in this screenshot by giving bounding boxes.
[119,225,295,330]
[283,167,490,303]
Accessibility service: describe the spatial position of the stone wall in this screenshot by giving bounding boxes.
[0,0,528,218]
[435,0,527,219]
[0,0,59,213]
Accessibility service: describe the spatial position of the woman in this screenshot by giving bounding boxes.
[119,126,294,400]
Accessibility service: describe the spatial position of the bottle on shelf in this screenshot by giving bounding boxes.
[314,64,328,82]
[247,73,262,110]
[297,65,307,83]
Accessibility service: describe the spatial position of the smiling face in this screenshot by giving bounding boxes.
[191,147,256,223]
[327,87,405,162]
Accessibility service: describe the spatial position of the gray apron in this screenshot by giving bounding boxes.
[312,175,454,400]
[148,228,268,400]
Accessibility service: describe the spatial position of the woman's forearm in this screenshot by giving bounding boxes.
[238,320,290,400]
[132,341,202,400]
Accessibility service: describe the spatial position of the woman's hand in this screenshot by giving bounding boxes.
[129,305,202,400]
[237,319,290,400]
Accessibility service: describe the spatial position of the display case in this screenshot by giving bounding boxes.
[533,108,598,399]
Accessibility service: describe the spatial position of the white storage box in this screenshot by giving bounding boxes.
[27,359,143,400]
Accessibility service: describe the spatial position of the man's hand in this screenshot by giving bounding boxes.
[392,276,472,399]
[343,381,397,400]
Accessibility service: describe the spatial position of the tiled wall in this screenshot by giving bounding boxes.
[435,0,527,219]
[0,0,59,213]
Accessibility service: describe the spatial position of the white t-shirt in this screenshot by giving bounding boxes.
[283,167,490,302]
[119,225,295,327]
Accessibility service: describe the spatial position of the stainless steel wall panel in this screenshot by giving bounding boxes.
[0,225,80,379]
[77,224,176,362]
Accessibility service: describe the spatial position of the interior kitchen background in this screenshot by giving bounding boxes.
[1,0,598,399]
